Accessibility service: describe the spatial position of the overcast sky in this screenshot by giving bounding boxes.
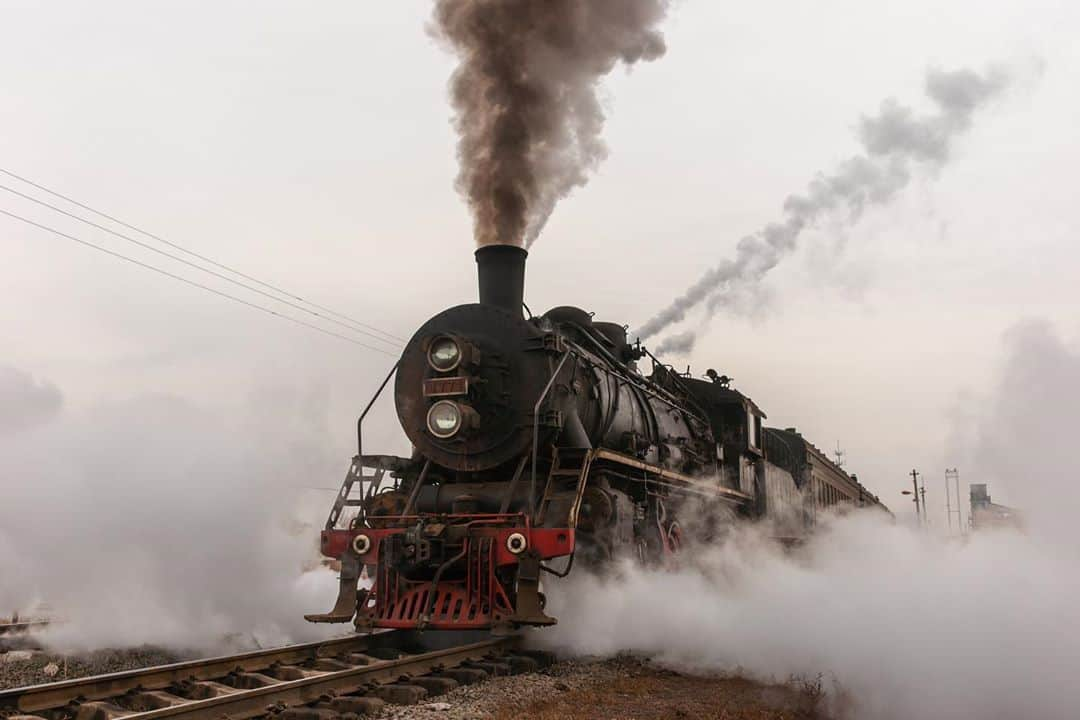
[2,0,1078,518]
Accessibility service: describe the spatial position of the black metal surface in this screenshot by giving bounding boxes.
[475,245,526,315]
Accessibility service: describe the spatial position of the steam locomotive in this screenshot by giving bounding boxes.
[307,246,886,633]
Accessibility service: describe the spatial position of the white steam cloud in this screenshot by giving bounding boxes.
[538,319,1080,720]
[0,381,344,652]
[965,319,1079,544]
[637,65,1016,355]
[653,329,696,357]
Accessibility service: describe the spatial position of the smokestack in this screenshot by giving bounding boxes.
[475,245,527,315]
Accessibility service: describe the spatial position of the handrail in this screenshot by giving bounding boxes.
[530,350,572,520]
[402,459,432,516]
[357,360,401,456]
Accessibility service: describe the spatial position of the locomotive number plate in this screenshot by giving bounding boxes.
[423,376,469,397]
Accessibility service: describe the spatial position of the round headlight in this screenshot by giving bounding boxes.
[426,400,463,438]
[428,336,462,372]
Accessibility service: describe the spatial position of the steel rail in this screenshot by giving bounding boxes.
[0,631,407,713]
[116,638,514,720]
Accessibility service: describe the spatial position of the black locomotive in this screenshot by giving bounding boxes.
[308,246,886,632]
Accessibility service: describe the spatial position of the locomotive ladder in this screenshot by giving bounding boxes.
[536,447,593,527]
[324,457,390,532]
[307,459,395,624]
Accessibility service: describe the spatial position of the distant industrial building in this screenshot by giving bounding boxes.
[969,483,1022,530]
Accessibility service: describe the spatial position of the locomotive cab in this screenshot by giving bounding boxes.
[683,376,766,495]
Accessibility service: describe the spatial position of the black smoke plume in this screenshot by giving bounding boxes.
[638,66,1011,353]
[432,0,669,247]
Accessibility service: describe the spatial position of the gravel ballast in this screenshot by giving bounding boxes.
[2,647,826,719]
[381,655,825,720]
[0,647,180,691]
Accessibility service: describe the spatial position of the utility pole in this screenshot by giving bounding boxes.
[919,481,928,527]
[910,469,922,524]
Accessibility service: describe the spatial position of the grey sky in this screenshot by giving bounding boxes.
[2,0,1078,516]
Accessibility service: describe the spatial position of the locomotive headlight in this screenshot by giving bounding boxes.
[426,400,463,438]
[428,336,462,372]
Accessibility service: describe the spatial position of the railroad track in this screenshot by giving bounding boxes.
[0,631,544,720]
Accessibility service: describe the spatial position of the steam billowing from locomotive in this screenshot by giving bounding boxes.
[638,66,1012,353]
[432,0,669,247]
[542,319,1080,720]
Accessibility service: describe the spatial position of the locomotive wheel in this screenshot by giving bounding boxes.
[576,486,614,533]
[634,496,687,566]
[667,520,684,554]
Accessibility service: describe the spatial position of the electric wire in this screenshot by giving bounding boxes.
[0,181,402,348]
[0,167,406,344]
[0,207,398,356]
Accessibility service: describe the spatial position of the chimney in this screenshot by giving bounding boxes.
[475,245,527,315]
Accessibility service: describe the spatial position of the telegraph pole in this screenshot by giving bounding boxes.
[909,469,922,524]
[919,482,928,527]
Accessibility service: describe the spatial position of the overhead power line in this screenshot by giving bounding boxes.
[0,207,398,356]
[0,167,406,344]
[0,181,402,349]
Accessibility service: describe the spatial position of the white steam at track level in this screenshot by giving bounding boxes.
[0,380,343,653]
[641,65,1014,356]
[539,320,1080,720]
